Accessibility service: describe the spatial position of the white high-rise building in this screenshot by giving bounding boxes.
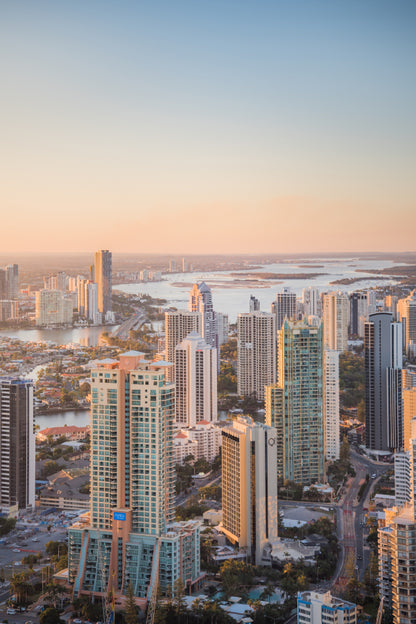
[165,310,201,380]
[175,332,217,427]
[216,312,229,346]
[324,350,340,461]
[302,287,320,317]
[221,416,278,566]
[86,282,100,324]
[35,290,73,326]
[189,282,217,349]
[323,292,349,352]
[237,311,276,400]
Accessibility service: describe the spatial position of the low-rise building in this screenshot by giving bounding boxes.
[297,591,357,624]
[37,425,90,442]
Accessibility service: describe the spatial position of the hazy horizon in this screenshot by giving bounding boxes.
[1,1,415,253]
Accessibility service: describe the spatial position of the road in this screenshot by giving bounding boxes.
[333,451,390,589]
[111,311,146,339]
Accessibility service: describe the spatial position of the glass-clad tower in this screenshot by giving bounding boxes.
[266,319,324,485]
[69,352,201,606]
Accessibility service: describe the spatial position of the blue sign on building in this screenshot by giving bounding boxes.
[113,511,126,521]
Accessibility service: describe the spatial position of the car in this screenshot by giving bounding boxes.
[25,620,33,624]
[73,619,83,623]
[7,609,16,615]
[371,473,377,479]
[12,548,21,552]
[31,538,40,542]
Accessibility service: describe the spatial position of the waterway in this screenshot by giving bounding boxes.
[0,257,401,345]
[0,325,116,347]
[35,408,90,431]
[116,257,401,322]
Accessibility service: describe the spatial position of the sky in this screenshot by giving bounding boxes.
[1,0,415,254]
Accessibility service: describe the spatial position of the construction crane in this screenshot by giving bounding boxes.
[376,596,385,624]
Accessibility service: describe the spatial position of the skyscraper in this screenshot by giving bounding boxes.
[323,292,349,352]
[189,282,217,350]
[175,332,217,427]
[271,288,297,330]
[221,416,278,565]
[302,287,320,318]
[365,313,403,452]
[324,350,340,461]
[237,311,276,400]
[5,264,18,300]
[397,290,416,354]
[94,250,112,317]
[35,290,73,326]
[165,309,201,380]
[0,379,35,514]
[349,291,369,337]
[68,353,202,603]
[266,318,324,485]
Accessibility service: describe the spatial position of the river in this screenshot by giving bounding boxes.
[0,257,400,344]
[35,408,90,431]
[0,324,116,347]
[116,257,400,322]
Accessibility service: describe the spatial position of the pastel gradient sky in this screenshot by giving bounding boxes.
[1,1,415,254]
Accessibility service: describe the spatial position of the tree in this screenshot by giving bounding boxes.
[125,581,138,624]
[40,607,62,624]
[43,583,68,609]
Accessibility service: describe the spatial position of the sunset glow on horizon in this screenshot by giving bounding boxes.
[1,1,415,254]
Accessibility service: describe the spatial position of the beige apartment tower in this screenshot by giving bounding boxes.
[165,309,201,380]
[237,312,276,400]
[323,292,349,352]
[221,416,278,565]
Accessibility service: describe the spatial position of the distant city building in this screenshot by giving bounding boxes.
[384,295,398,320]
[249,295,260,312]
[68,354,202,603]
[221,416,278,566]
[297,591,357,624]
[324,350,340,461]
[35,289,73,326]
[349,291,368,337]
[216,312,229,346]
[365,313,403,452]
[237,311,276,400]
[397,290,416,354]
[0,300,19,322]
[189,282,217,349]
[182,258,188,272]
[302,287,320,318]
[85,281,100,323]
[43,271,68,292]
[169,259,176,273]
[0,379,35,514]
[165,309,201,380]
[271,288,297,330]
[323,292,349,352]
[94,249,112,316]
[266,318,324,485]
[175,332,217,427]
[5,264,18,300]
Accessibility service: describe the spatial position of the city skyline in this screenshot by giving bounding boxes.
[1,1,415,254]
